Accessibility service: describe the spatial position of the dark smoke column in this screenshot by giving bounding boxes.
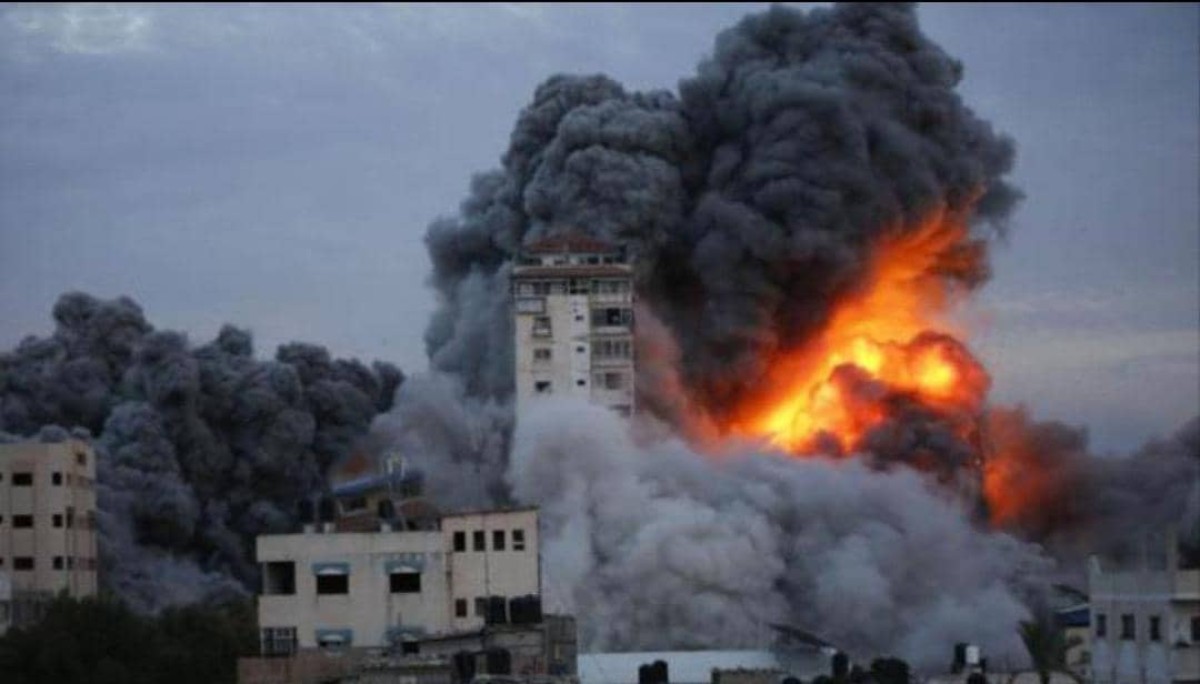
[423,3,1019,432]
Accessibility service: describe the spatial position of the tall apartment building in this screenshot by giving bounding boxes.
[1089,528,1200,684]
[255,506,540,653]
[512,233,636,416]
[0,439,99,621]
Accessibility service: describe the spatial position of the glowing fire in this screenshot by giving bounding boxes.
[727,207,991,456]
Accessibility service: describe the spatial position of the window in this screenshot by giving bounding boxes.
[52,472,62,486]
[13,515,33,529]
[1191,616,1200,643]
[53,514,63,528]
[475,597,487,617]
[316,575,349,595]
[516,296,546,314]
[576,379,586,387]
[603,372,625,390]
[453,531,466,552]
[261,627,297,657]
[53,557,63,570]
[455,599,468,618]
[14,557,34,571]
[1120,614,1135,640]
[592,338,632,361]
[592,307,632,327]
[493,530,506,551]
[1149,616,1161,641]
[513,529,526,551]
[568,279,589,294]
[390,572,421,594]
[264,562,296,595]
[533,316,552,337]
[533,348,552,362]
[76,451,87,466]
[535,381,552,394]
[12,472,32,486]
[1096,613,1107,637]
[473,530,485,552]
[576,345,586,354]
[316,630,351,650]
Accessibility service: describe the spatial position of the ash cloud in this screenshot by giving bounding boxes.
[388,0,1194,663]
[509,400,1043,670]
[424,3,1018,428]
[0,292,402,610]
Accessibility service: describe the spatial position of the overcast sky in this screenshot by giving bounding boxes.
[1,3,1196,452]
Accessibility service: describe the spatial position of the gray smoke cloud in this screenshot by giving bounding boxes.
[984,408,1200,567]
[0,292,402,610]
[509,399,1044,670]
[379,1,1196,664]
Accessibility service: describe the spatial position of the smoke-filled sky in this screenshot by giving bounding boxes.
[1,3,1196,452]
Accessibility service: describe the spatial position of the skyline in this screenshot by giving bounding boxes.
[1,3,1197,452]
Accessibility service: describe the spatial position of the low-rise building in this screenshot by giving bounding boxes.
[255,506,541,654]
[0,438,99,626]
[1089,529,1200,684]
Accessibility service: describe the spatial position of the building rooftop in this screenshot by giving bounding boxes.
[525,233,619,255]
[511,264,632,278]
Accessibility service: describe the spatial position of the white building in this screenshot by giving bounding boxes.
[1089,529,1200,684]
[512,233,636,417]
[0,439,99,609]
[255,506,541,654]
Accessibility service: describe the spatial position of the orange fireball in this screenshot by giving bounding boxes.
[726,207,990,456]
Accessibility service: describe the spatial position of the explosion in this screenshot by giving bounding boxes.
[726,206,991,458]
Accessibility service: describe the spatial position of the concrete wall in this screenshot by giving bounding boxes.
[442,509,540,632]
[256,509,540,651]
[1088,546,1200,684]
[0,440,98,598]
[257,529,450,650]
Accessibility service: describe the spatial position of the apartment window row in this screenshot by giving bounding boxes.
[2,471,94,488]
[514,279,629,297]
[593,371,627,391]
[1095,612,1166,641]
[0,556,96,571]
[593,338,632,360]
[454,595,514,620]
[262,562,422,597]
[0,510,97,529]
[452,528,526,553]
[592,307,633,328]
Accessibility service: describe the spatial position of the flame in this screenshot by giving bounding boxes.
[726,208,990,456]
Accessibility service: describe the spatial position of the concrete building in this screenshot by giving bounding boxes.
[0,439,99,619]
[255,506,541,654]
[1088,529,1200,684]
[512,234,636,417]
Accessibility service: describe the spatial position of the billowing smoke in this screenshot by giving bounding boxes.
[0,292,402,611]
[425,3,1018,424]
[386,0,1196,667]
[511,400,1045,669]
[985,409,1200,567]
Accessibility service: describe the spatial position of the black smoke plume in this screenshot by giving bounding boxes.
[0,292,401,611]
[388,1,1197,666]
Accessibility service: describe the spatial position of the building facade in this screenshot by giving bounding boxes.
[0,439,99,606]
[1089,529,1200,684]
[512,234,636,417]
[255,507,541,653]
